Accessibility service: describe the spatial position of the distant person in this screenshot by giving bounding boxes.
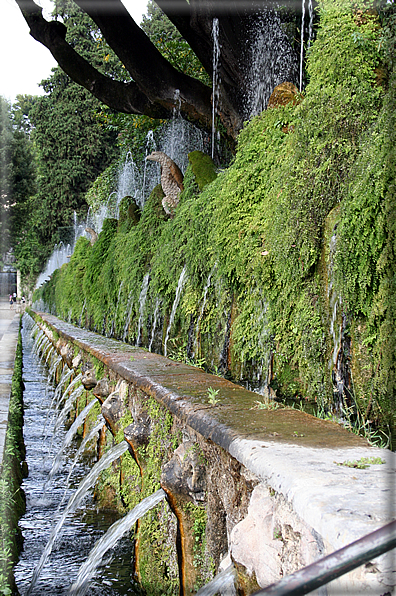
[12,292,16,304]
[9,294,13,309]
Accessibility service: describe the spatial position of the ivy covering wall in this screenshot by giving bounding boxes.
[34,0,395,446]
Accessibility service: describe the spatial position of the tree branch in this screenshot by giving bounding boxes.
[73,0,213,125]
[15,0,171,118]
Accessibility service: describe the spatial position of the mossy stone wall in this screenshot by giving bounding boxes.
[34,0,395,445]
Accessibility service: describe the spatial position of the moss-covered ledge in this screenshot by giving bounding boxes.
[32,310,395,595]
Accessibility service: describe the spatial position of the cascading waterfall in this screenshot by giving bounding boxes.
[141,129,158,200]
[45,344,55,365]
[327,228,350,412]
[48,354,62,381]
[159,92,203,174]
[164,265,188,357]
[148,297,161,353]
[136,273,150,346]
[117,151,143,212]
[78,298,87,328]
[53,385,85,434]
[35,212,88,291]
[211,17,220,159]
[27,441,130,594]
[308,0,314,49]
[44,385,84,465]
[246,9,299,118]
[43,367,73,436]
[68,489,166,595]
[16,316,136,594]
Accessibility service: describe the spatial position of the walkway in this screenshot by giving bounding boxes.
[0,297,20,466]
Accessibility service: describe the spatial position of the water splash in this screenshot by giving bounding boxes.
[136,273,150,346]
[159,101,203,174]
[117,151,143,212]
[164,265,188,357]
[27,441,130,594]
[212,18,220,159]
[36,212,88,290]
[68,489,166,595]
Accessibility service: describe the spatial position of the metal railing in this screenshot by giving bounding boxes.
[252,520,396,595]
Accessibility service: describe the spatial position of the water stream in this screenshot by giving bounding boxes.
[69,489,166,595]
[15,317,139,595]
[299,0,306,92]
[45,399,98,489]
[148,297,160,353]
[164,265,188,357]
[192,267,215,358]
[122,290,135,343]
[211,17,220,159]
[136,273,150,346]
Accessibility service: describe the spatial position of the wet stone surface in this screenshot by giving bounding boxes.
[35,312,367,450]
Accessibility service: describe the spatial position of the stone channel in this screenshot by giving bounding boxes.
[22,310,396,594]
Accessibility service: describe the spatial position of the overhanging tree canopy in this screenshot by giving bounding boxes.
[16,0,300,140]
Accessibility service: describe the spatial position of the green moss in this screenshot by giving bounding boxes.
[187,151,217,191]
[118,196,141,230]
[95,395,180,594]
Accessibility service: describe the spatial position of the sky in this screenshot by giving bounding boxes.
[0,0,149,102]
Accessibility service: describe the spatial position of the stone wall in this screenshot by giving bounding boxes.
[31,310,395,596]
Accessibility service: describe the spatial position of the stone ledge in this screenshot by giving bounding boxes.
[33,311,395,594]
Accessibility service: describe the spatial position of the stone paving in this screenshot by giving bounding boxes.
[0,298,20,466]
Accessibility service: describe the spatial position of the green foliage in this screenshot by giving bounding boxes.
[188,151,217,191]
[141,0,210,86]
[335,456,386,469]
[85,163,118,213]
[56,236,92,322]
[82,218,118,329]
[207,387,220,405]
[0,96,36,263]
